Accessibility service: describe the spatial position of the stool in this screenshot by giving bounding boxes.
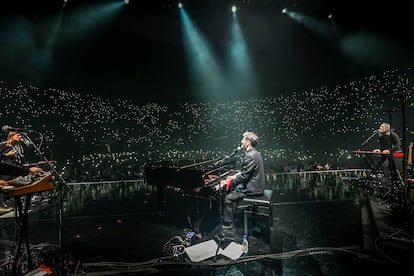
[237,189,273,242]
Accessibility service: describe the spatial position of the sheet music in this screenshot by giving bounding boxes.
[185,239,220,262]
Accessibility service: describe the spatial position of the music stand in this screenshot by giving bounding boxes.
[22,131,77,275]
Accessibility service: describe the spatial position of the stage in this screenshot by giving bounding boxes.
[0,171,413,275]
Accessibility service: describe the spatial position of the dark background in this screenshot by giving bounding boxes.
[1,0,413,102]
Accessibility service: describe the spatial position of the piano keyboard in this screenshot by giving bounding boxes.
[5,172,54,198]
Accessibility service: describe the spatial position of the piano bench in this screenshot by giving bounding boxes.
[237,189,273,242]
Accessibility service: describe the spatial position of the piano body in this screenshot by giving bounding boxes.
[144,160,204,191]
[144,159,238,212]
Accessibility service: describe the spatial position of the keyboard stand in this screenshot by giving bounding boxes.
[378,155,405,206]
[11,195,34,275]
[364,154,387,178]
[4,172,54,275]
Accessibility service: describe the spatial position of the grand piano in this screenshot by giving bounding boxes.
[144,157,238,212]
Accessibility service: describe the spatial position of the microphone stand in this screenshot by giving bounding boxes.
[23,132,77,275]
[361,132,378,147]
[211,150,239,262]
[398,91,408,200]
[212,163,239,262]
[213,163,225,262]
[383,107,406,208]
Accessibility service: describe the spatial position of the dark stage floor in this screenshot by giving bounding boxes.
[1,171,414,275]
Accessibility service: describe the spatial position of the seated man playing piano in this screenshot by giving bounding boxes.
[373,122,402,178]
[223,131,265,230]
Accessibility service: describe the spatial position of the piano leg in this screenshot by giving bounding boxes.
[156,186,164,214]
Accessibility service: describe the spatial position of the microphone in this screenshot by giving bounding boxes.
[20,136,31,146]
[1,125,35,133]
[213,146,241,167]
[229,146,242,157]
[372,129,380,133]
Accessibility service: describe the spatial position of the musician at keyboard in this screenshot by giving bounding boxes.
[222,131,265,231]
[372,122,402,178]
[0,130,43,211]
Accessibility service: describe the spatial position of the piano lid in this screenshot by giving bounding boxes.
[143,160,206,194]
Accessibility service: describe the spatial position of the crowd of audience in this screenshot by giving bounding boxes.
[0,68,412,182]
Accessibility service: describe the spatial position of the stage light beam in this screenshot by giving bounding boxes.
[179,8,228,100]
[228,13,257,97]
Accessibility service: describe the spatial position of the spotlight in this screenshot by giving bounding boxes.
[282,8,288,14]
[178,2,183,9]
[124,0,129,4]
[231,6,237,13]
[328,14,333,19]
